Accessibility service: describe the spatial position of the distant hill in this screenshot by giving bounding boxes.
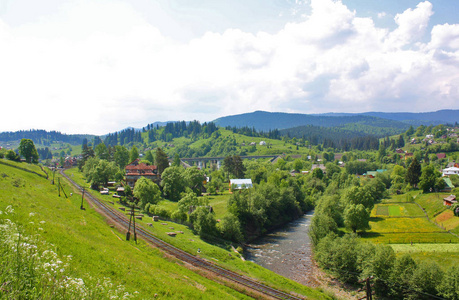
[315,109,459,126]
[0,129,94,145]
[213,111,410,134]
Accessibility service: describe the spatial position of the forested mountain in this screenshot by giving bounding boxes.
[315,109,459,126]
[213,111,410,133]
[0,130,93,145]
[279,125,380,150]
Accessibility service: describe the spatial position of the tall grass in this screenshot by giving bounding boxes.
[0,206,132,299]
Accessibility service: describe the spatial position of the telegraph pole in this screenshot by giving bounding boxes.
[58,177,60,197]
[80,187,85,210]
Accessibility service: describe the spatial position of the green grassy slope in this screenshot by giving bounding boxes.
[0,162,248,299]
[0,161,331,299]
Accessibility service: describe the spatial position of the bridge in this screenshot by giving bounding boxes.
[180,155,280,169]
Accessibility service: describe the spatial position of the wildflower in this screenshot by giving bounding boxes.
[40,221,45,224]
[29,212,35,217]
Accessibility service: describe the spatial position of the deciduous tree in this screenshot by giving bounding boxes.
[133,177,161,209]
[18,139,39,163]
[155,147,169,175]
[406,157,421,188]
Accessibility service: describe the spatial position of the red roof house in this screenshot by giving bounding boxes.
[125,159,160,188]
[443,195,457,206]
[437,153,446,160]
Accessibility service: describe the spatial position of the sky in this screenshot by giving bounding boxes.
[1,0,459,135]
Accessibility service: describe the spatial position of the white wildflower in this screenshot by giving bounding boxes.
[29,212,35,217]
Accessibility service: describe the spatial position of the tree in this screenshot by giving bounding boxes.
[133,177,161,209]
[419,164,443,193]
[172,153,181,167]
[114,145,129,169]
[83,158,118,189]
[155,147,169,175]
[406,157,421,188]
[189,206,217,238]
[218,214,243,242]
[6,150,20,161]
[18,139,39,163]
[312,167,324,180]
[161,166,186,201]
[223,155,246,178]
[184,167,205,196]
[438,265,459,300]
[145,150,154,165]
[343,204,369,233]
[377,144,386,162]
[95,143,109,160]
[129,146,139,162]
[292,159,303,172]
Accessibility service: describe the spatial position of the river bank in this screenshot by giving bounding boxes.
[245,211,357,299]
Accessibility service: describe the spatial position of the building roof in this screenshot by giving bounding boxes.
[437,153,446,159]
[125,159,157,176]
[230,179,253,185]
[444,178,455,189]
[443,194,457,203]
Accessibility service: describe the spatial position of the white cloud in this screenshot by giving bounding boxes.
[0,0,458,134]
[386,1,433,48]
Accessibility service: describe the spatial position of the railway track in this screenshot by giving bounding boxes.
[60,170,303,300]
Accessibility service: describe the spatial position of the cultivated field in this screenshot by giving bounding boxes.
[363,192,459,268]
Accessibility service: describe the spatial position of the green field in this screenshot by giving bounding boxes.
[0,161,331,299]
[363,193,459,271]
[372,203,425,217]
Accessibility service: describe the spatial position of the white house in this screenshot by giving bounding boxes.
[229,179,253,190]
[442,167,459,177]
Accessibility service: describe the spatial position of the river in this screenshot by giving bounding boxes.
[244,210,316,286]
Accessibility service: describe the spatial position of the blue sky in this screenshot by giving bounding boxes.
[0,0,458,134]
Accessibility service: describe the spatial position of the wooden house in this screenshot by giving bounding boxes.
[443,195,457,206]
[125,159,160,188]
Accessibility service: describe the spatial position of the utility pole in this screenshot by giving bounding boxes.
[80,187,85,210]
[58,177,60,197]
[52,168,55,185]
[133,204,137,244]
[126,203,137,244]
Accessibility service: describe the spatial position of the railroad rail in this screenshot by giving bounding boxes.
[60,170,302,300]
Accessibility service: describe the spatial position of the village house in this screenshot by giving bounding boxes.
[436,153,446,160]
[311,164,326,173]
[443,195,457,206]
[229,179,253,191]
[441,178,455,192]
[125,159,160,188]
[442,167,459,177]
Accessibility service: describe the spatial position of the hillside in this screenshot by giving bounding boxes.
[213,110,410,134]
[0,161,246,299]
[316,109,459,126]
[0,160,331,299]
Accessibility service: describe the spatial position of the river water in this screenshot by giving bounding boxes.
[244,211,315,285]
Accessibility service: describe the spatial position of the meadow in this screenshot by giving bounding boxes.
[362,191,459,269]
[0,161,252,299]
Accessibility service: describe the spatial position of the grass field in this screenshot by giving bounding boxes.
[0,161,331,299]
[372,203,425,217]
[364,192,459,270]
[414,192,449,219]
